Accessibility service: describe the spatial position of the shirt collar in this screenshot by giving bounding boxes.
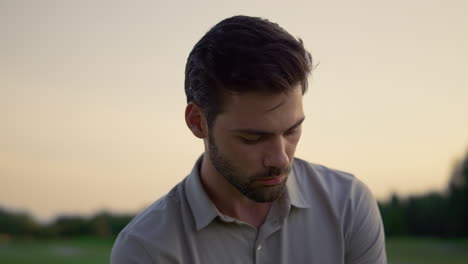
[286,158,311,208]
[185,155,220,231]
[185,156,311,231]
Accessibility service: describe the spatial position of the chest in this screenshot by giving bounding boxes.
[163,211,345,264]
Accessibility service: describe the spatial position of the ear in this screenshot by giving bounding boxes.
[185,102,208,139]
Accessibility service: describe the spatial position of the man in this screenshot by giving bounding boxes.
[111,15,387,263]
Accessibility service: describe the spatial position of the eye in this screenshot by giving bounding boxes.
[240,135,264,144]
[285,127,300,136]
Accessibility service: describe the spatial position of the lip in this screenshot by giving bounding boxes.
[256,175,285,186]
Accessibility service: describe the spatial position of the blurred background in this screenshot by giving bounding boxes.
[1,0,467,263]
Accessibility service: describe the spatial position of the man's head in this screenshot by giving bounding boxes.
[185,15,312,128]
[184,15,312,202]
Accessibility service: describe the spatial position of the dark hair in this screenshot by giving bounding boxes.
[185,15,313,127]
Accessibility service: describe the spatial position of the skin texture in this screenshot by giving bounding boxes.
[185,86,305,228]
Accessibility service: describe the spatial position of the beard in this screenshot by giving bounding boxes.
[207,132,291,203]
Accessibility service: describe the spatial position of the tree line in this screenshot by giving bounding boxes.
[379,148,468,237]
[0,210,133,239]
[1,149,467,239]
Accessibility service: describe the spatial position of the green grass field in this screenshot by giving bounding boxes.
[1,237,467,263]
[0,237,112,264]
[386,237,468,264]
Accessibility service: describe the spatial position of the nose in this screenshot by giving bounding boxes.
[263,136,290,169]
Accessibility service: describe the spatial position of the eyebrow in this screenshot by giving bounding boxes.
[231,117,306,135]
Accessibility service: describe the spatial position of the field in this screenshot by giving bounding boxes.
[1,237,468,263]
[0,237,111,264]
[386,237,468,264]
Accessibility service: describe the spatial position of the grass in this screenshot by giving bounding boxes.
[1,236,468,263]
[386,237,468,264]
[0,237,114,264]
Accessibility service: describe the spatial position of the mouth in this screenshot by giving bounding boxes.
[255,175,286,186]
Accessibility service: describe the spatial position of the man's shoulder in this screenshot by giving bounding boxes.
[291,158,373,212]
[293,157,360,191]
[117,180,187,241]
[111,180,190,263]
[292,159,386,262]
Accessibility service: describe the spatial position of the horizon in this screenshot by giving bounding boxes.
[2,0,468,222]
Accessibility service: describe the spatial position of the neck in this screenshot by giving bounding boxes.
[199,153,272,229]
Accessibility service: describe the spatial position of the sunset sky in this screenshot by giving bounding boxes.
[1,0,467,222]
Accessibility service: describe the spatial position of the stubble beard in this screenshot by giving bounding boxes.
[207,132,291,203]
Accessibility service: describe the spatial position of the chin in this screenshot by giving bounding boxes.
[244,182,287,203]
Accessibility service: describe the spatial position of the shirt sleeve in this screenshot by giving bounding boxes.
[110,231,153,264]
[344,179,387,264]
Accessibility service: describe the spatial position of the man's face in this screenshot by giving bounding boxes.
[206,87,305,202]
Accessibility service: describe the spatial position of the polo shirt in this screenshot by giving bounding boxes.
[111,156,387,263]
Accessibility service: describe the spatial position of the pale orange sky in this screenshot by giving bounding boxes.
[1,0,467,221]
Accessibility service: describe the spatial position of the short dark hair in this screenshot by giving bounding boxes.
[185,15,313,127]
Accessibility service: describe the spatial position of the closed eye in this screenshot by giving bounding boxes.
[285,127,300,136]
[240,135,265,144]
[236,117,304,144]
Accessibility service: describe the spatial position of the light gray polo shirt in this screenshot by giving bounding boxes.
[111,157,386,263]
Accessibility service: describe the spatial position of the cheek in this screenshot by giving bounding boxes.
[222,136,259,162]
[286,132,302,155]
[230,143,266,168]
[237,144,263,160]
[286,143,297,158]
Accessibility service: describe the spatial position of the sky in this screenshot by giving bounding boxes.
[1,0,467,221]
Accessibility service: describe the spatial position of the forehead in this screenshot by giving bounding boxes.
[216,87,304,131]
